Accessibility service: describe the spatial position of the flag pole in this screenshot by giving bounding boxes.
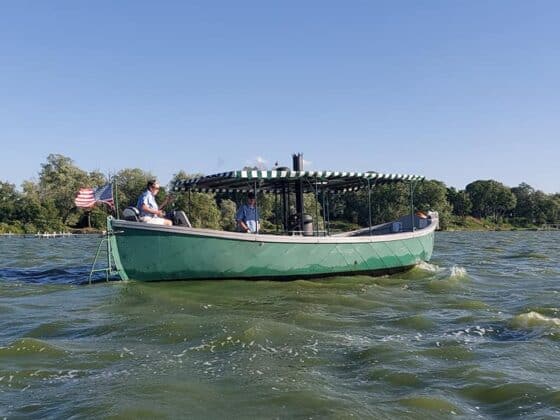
[113,176,119,219]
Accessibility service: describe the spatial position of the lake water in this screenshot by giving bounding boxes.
[1,232,559,418]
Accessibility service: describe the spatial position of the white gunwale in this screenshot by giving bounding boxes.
[111,217,437,245]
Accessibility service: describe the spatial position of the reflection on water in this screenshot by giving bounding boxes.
[0,232,559,418]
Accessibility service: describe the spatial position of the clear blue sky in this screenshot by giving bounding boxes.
[1,1,559,193]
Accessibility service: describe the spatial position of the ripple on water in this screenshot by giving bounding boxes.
[503,252,549,260]
[433,364,507,382]
[367,368,424,388]
[510,311,560,328]
[391,314,436,331]
[0,337,68,358]
[446,323,544,343]
[1,233,560,418]
[483,246,503,252]
[460,382,560,416]
[421,341,476,361]
[397,396,461,415]
[426,265,470,292]
[451,299,490,310]
[0,267,92,285]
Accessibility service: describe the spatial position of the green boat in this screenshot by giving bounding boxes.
[106,155,438,281]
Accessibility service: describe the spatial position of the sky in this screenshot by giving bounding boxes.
[1,1,559,193]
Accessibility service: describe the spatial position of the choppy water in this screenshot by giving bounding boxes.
[1,232,559,418]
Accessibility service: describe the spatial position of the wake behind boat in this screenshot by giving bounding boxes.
[106,155,438,281]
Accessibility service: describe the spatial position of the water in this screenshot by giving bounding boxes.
[1,232,559,418]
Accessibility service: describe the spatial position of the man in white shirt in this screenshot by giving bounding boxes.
[236,192,259,233]
[136,179,173,226]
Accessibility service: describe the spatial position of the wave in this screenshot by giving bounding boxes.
[503,252,549,260]
[0,337,68,358]
[415,261,441,273]
[511,311,560,328]
[447,324,541,343]
[449,265,468,279]
[0,266,117,285]
[483,246,503,252]
[427,265,469,292]
[398,396,460,414]
[395,261,441,282]
[460,382,560,413]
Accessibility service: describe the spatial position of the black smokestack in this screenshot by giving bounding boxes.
[292,153,304,232]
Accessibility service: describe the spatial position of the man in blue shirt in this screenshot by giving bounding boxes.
[236,192,259,233]
[137,179,173,226]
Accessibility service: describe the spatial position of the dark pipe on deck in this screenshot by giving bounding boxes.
[292,153,304,232]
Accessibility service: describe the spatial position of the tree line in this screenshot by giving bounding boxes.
[1,154,559,233]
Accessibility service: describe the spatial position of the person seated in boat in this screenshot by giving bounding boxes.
[415,210,428,219]
[136,179,174,226]
[236,191,259,233]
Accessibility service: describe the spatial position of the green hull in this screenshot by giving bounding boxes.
[108,218,435,281]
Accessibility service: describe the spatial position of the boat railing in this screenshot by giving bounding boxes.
[285,229,329,237]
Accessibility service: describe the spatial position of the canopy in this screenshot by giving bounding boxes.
[173,169,425,193]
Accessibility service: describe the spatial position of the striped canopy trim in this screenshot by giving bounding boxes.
[173,170,424,193]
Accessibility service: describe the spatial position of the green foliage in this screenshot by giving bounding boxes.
[0,181,19,223]
[38,154,91,223]
[363,183,409,225]
[2,155,560,233]
[175,192,221,229]
[511,183,535,222]
[466,180,516,222]
[447,187,472,217]
[169,171,222,228]
[510,183,560,226]
[414,180,452,230]
[90,207,110,229]
[219,199,237,231]
[115,168,155,209]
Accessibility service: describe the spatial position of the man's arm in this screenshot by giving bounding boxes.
[237,220,250,232]
[160,194,175,209]
[236,206,250,232]
[141,203,164,217]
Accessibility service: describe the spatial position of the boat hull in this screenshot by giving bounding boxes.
[108,218,435,281]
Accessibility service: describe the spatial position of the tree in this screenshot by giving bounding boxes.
[114,168,155,210]
[219,199,237,231]
[533,191,560,225]
[447,187,472,217]
[466,180,516,222]
[169,171,221,229]
[15,196,63,232]
[368,183,410,225]
[511,183,536,225]
[414,180,453,229]
[0,181,19,223]
[38,154,91,224]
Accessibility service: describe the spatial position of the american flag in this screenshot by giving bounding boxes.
[74,183,114,209]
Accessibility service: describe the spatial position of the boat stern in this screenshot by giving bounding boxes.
[107,216,129,281]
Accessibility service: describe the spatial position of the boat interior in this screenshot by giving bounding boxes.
[120,154,435,237]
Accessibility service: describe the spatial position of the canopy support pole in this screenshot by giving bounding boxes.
[254,180,259,234]
[326,192,330,235]
[275,190,279,233]
[321,187,326,235]
[315,176,319,236]
[293,153,304,233]
[368,179,372,235]
[410,181,416,231]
